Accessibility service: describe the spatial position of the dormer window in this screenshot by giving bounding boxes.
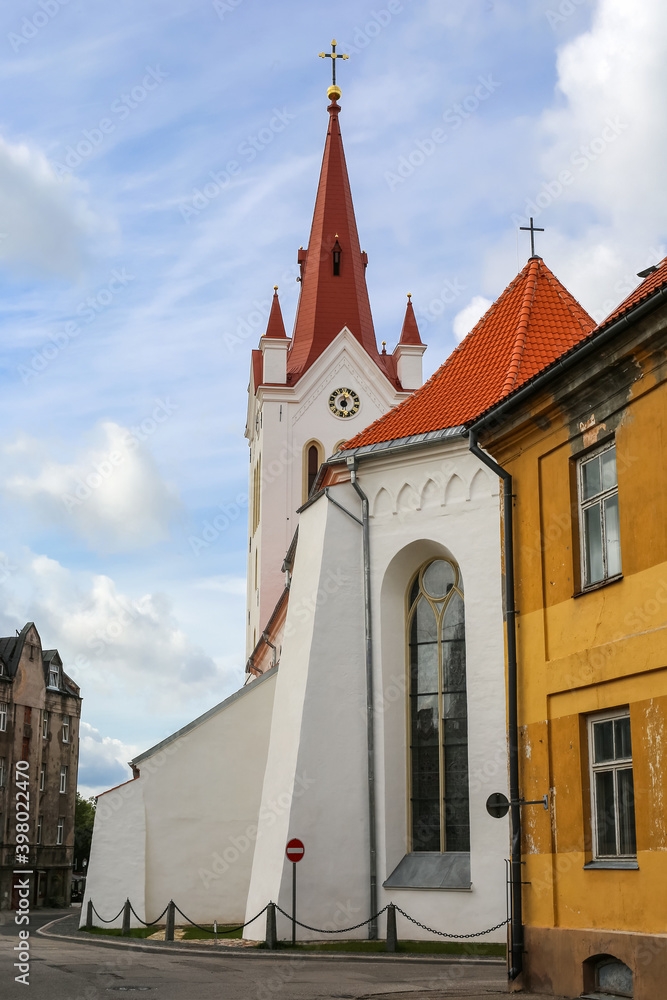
[0,659,5,677]
[332,238,342,276]
[48,664,60,689]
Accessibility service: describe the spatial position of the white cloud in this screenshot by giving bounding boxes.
[1,419,181,553]
[452,296,493,342]
[0,133,102,278]
[77,721,138,797]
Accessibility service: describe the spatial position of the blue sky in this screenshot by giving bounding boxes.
[0,0,665,795]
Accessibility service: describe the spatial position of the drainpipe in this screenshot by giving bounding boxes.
[329,458,377,941]
[468,429,522,981]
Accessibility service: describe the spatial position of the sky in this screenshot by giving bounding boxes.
[0,0,665,797]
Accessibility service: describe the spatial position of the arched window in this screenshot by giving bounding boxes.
[407,558,469,853]
[302,440,324,502]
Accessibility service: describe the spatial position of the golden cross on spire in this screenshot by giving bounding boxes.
[319,39,349,94]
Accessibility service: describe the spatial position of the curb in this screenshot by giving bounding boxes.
[37,915,506,967]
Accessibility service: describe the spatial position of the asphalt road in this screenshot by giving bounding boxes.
[0,909,572,1000]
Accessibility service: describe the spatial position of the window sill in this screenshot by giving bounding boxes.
[574,573,623,598]
[583,859,638,870]
[383,852,472,890]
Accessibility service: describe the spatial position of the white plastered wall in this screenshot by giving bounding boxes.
[82,671,276,929]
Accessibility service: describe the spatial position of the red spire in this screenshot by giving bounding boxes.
[398,293,423,346]
[287,99,379,381]
[263,286,287,338]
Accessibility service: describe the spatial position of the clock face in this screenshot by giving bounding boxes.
[328,387,361,419]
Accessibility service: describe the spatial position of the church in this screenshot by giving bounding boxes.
[82,74,597,946]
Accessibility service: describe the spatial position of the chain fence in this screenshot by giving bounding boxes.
[86,897,508,944]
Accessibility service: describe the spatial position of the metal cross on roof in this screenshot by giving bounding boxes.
[520,217,545,258]
[319,39,349,87]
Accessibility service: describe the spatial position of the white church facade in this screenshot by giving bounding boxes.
[83,86,596,945]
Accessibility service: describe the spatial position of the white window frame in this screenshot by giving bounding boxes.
[577,440,621,589]
[56,817,64,845]
[59,765,68,794]
[48,664,60,689]
[62,715,70,743]
[39,763,45,791]
[42,711,49,739]
[588,708,636,860]
[0,702,7,732]
[37,815,43,845]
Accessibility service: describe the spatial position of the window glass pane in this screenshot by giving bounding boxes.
[617,768,637,855]
[584,503,604,585]
[413,694,439,745]
[614,716,632,759]
[604,494,622,577]
[593,720,614,763]
[412,798,440,852]
[412,746,440,800]
[442,593,466,692]
[410,641,438,694]
[601,446,617,490]
[582,455,602,499]
[595,770,618,855]
[414,597,438,643]
[422,560,455,600]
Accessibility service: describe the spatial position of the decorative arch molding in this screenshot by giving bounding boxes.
[302,439,325,503]
[372,486,394,518]
[444,472,466,504]
[420,478,442,509]
[469,467,492,500]
[396,482,420,514]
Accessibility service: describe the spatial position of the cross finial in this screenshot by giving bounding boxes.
[319,39,349,99]
[519,217,545,258]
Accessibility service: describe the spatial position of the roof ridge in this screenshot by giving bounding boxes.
[501,258,540,397]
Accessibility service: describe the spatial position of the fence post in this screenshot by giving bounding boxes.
[265,902,277,950]
[86,900,93,930]
[385,904,397,953]
[121,899,131,936]
[165,901,175,942]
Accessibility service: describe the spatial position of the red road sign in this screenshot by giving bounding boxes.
[286,838,305,863]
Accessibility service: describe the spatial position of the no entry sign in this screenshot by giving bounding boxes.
[286,838,305,863]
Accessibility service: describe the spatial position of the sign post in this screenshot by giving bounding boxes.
[285,838,305,946]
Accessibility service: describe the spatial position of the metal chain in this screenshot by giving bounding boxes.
[128,902,169,927]
[393,905,509,939]
[274,903,389,934]
[173,902,269,936]
[91,903,126,924]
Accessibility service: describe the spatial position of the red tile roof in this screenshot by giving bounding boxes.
[344,257,595,448]
[598,256,667,330]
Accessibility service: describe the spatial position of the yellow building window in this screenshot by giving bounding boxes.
[577,441,621,588]
[587,709,636,860]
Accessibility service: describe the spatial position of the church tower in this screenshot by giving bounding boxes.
[245,74,426,659]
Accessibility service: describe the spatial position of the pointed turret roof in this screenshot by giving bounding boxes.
[287,99,383,383]
[263,286,287,338]
[343,257,595,448]
[398,294,423,346]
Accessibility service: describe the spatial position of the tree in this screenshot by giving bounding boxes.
[74,792,96,870]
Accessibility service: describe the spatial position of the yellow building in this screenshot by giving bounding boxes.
[471,258,667,1000]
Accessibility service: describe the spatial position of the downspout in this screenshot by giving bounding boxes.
[327,463,378,940]
[468,429,522,981]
